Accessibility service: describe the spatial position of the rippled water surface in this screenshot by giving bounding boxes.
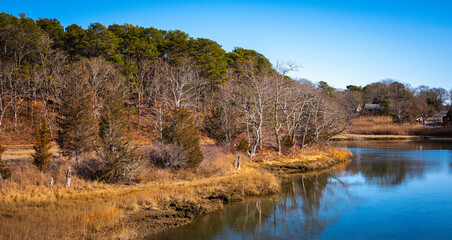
[150,141,452,240]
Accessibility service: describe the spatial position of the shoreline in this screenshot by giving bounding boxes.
[331,134,421,141]
[0,148,353,239]
[133,148,354,238]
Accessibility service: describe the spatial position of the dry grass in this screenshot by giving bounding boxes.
[411,127,452,137]
[347,116,452,137]
[0,143,353,239]
[0,146,282,240]
[348,116,421,135]
[250,146,353,175]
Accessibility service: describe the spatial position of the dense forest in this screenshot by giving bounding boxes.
[0,12,451,180]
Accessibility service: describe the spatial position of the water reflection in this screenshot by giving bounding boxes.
[346,149,437,186]
[150,141,452,240]
[150,170,355,240]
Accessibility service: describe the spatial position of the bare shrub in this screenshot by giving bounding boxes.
[74,155,104,181]
[197,145,236,177]
[146,144,187,169]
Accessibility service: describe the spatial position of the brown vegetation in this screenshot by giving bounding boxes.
[346,116,452,137]
[348,116,421,135]
[0,144,351,239]
[251,146,353,175]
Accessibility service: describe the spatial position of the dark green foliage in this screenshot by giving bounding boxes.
[227,47,271,74]
[0,145,11,179]
[98,85,141,182]
[64,24,87,60]
[36,18,65,49]
[163,108,204,168]
[57,67,98,160]
[192,38,227,81]
[236,138,250,152]
[85,23,121,63]
[0,12,44,65]
[204,108,226,144]
[108,24,159,62]
[160,30,195,64]
[32,118,53,172]
[346,85,363,91]
[281,135,294,149]
[318,81,335,97]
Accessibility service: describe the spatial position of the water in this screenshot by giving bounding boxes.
[150,141,452,240]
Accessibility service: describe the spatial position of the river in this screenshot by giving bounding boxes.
[149,141,452,240]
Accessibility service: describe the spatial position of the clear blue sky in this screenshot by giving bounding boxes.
[3,0,452,90]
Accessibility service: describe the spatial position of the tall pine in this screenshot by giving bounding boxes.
[32,118,53,171]
[99,84,141,182]
[57,67,98,162]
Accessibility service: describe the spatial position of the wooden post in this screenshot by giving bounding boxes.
[50,177,54,187]
[66,167,71,187]
[237,154,241,170]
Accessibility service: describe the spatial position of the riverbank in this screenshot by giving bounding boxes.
[331,134,421,141]
[250,148,353,175]
[0,147,352,240]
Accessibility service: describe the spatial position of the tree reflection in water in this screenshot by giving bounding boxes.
[347,148,439,186]
[150,142,452,240]
[150,168,356,240]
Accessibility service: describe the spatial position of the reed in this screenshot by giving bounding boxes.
[348,116,421,135]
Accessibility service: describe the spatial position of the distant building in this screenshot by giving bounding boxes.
[425,110,448,126]
[364,103,383,112]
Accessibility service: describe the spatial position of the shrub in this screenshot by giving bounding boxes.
[281,135,294,149]
[146,144,187,169]
[32,118,53,172]
[163,108,204,168]
[236,138,250,152]
[0,145,11,179]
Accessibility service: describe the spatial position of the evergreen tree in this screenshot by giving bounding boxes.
[32,118,53,171]
[163,108,204,168]
[204,107,226,144]
[57,67,98,162]
[99,84,141,182]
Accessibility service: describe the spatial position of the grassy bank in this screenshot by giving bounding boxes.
[0,147,352,240]
[250,147,353,175]
[343,116,452,138]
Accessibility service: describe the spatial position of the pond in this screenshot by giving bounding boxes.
[149,141,452,240]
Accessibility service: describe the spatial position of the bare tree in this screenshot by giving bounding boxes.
[271,61,297,153]
[233,60,273,158]
[161,57,200,109]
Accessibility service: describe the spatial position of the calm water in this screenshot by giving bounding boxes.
[150,141,452,240]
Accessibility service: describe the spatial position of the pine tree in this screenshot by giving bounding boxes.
[163,108,204,168]
[57,67,98,162]
[99,84,141,182]
[32,118,53,171]
[204,107,226,143]
[0,145,11,179]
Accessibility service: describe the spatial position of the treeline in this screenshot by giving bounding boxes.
[1,12,444,179]
[347,80,451,123]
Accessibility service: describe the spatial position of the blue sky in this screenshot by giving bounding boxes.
[3,0,452,89]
